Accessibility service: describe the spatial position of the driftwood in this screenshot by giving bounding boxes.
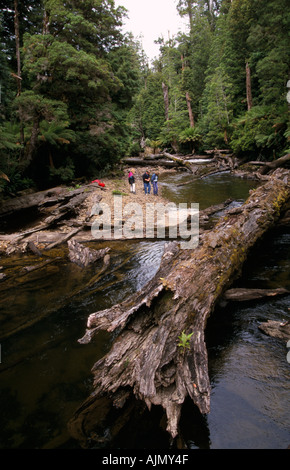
[259,319,290,342]
[19,257,63,276]
[123,150,237,176]
[0,187,64,217]
[123,153,195,173]
[0,186,102,255]
[68,169,290,447]
[122,157,178,168]
[68,239,110,268]
[0,183,101,221]
[223,287,289,302]
[27,241,42,256]
[162,153,194,174]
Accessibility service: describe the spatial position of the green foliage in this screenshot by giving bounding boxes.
[129,72,166,141]
[178,330,194,351]
[230,105,289,159]
[178,127,203,153]
[0,157,34,196]
[0,122,20,150]
[0,0,288,191]
[201,65,235,147]
[39,121,75,146]
[48,159,75,185]
[112,189,127,196]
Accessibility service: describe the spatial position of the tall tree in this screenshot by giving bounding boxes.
[16,0,134,175]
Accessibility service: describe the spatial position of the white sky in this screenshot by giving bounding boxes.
[114,0,188,62]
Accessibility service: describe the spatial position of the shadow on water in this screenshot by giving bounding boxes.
[205,225,290,449]
[0,173,289,449]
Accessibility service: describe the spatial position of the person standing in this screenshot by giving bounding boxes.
[142,170,151,195]
[128,169,136,194]
[151,172,158,195]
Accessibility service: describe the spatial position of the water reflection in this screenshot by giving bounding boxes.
[0,239,165,449]
[205,226,290,449]
[160,172,260,209]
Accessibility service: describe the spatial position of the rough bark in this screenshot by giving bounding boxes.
[162,82,169,121]
[14,0,22,97]
[246,62,253,111]
[185,92,194,128]
[68,169,290,446]
[0,185,102,254]
[68,240,110,268]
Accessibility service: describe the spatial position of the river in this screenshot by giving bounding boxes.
[0,172,289,449]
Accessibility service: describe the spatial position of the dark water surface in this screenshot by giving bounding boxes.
[0,172,289,449]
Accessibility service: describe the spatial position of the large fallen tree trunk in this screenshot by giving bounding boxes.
[0,185,102,255]
[259,153,290,175]
[162,152,194,173]
[123,153,195,173]
[68,169,289,447]
[122,157,178,168]
[0,185,75,217]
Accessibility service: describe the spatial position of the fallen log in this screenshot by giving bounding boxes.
[223,287,290,302]
[0,186,65,217]
[163,152,194,174]
[0,188,101,255]
[27,241,42,257]
[123,153,195,173]
[259,153,290,175]
[68,169,289,447]
[42,190,93,226]
[19,257,63,276]
[122,157,178,168]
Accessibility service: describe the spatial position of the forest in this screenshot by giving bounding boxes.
[0,0,289,198]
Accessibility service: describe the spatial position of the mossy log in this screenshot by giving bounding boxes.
[68,169,289,446]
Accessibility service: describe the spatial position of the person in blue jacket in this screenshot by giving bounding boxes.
[151,172,158,195]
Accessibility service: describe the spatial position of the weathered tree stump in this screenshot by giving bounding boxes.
[68,239,110,268]
[68,169,289,447]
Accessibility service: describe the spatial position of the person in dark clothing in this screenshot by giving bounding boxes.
[142,170,151,194]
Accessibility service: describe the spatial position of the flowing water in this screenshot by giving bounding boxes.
[0,172,289,449]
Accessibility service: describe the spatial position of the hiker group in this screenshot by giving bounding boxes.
[128,169,158,196]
